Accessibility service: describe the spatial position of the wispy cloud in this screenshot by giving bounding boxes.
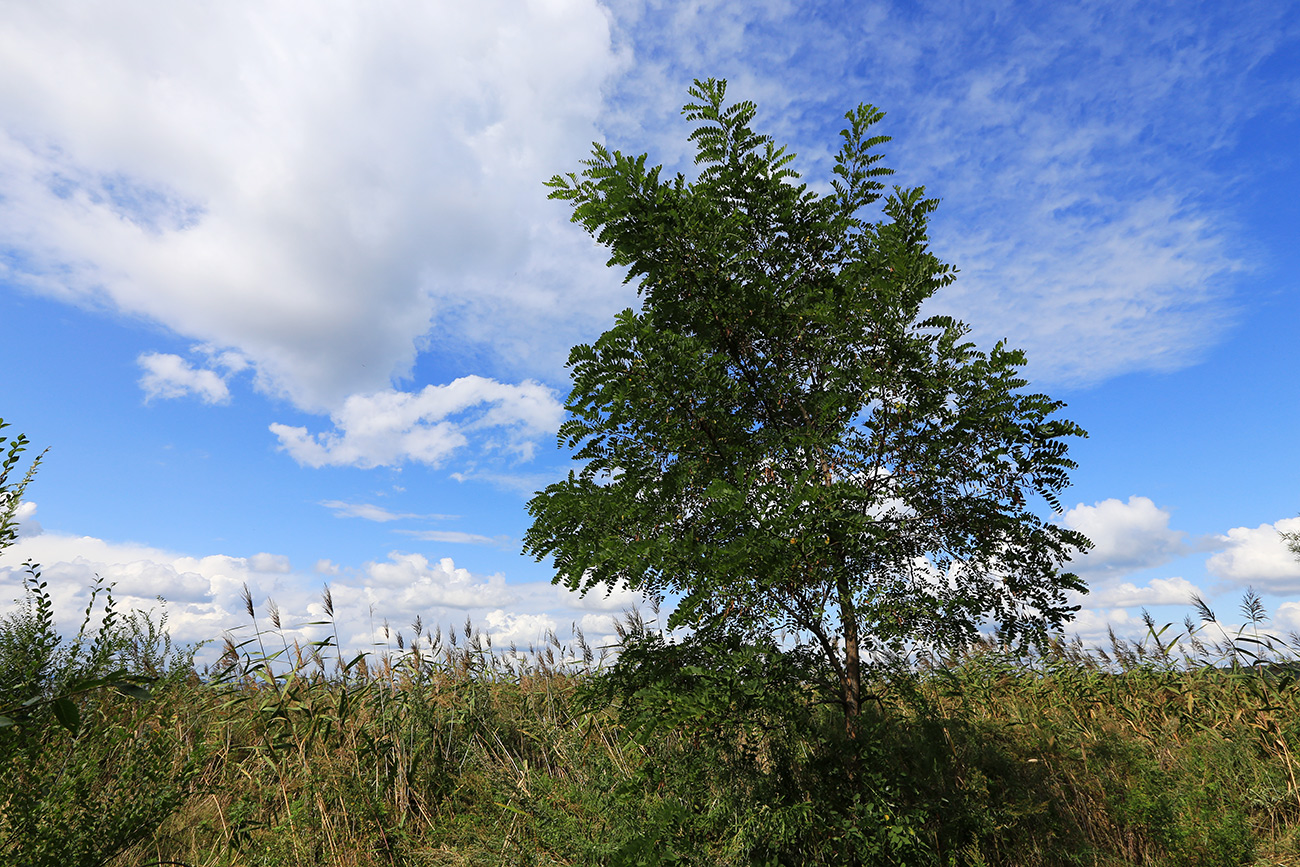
[319,500,457,523]
[600,0,1292,387]
[4,1,1291,445]
[397,530,512,548]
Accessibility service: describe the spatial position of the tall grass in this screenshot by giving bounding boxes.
[5,581,1300,866]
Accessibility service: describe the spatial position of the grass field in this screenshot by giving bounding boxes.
[5,575,1300,866]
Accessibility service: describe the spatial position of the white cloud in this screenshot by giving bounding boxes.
[2,1,1284,431]
[398,530,510,547]
[483,609,558,647]
[1061,496,1188,575]
[577,612,618,637]
[8,500,42,540]
[557,578,646,613]
[933,196,1239,388]
[137,352,230,404]
[1272,602,1300,635]
[0,1,630,412]
[359,552,515,609]
[321,501,409,522]
[1207,517,1300,590]
[319,500,456,523]
[1086,576,1201,610]
[1068,606,1145,644]
[272,376,563,469]
[248,553,292,574]
[449,468,563,496]
[0,534,279,650]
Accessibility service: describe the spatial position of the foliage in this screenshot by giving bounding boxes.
[1,582,1299,865]
[0,417,44,555]
[523,79,1091,726]
[0,573,202,867]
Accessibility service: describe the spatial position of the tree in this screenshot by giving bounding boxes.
[523,79,1091,724]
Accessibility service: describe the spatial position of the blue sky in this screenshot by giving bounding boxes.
[2,0,1298,662]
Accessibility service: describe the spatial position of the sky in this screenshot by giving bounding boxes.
[1,0,1298,667]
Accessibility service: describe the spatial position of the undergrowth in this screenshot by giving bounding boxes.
[2,581,1300,866]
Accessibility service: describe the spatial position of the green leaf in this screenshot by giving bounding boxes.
[52,696,81,735]
[116,682,152,700]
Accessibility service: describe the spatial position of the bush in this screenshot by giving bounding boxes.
[0,570,204,867]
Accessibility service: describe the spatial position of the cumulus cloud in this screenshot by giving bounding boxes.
[0,534,285,650]
[271,376,564,469]
[248,553,291,574]
[359,552,515,609]
[1206,517,1300,590]
[137,352,230,404]
[1061,496,1189,575]
[1068,606,1145,644]
[557,578,646,613]
[1086,576,1201,610]
[1272,602,1300,635]
[0,1,630,412]
[7,500,42,539]
[483,609,559,647]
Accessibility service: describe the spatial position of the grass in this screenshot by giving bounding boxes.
[5,577,1300,866]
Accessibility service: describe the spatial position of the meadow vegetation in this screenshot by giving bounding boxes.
[4,575,1300,867]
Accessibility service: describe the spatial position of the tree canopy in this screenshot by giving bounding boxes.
[523,79,1090,720]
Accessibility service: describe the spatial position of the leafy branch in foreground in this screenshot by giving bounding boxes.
[0,569,154,733]
[0,417,44,554]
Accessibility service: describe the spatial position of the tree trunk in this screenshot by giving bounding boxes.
[836,568,862,733]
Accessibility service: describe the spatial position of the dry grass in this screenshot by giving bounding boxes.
[8,583,1300,866]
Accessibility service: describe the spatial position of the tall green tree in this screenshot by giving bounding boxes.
[524,79,1090,722]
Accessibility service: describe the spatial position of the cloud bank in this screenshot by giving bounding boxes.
[0,0,630,413]
[0,526,643,670]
